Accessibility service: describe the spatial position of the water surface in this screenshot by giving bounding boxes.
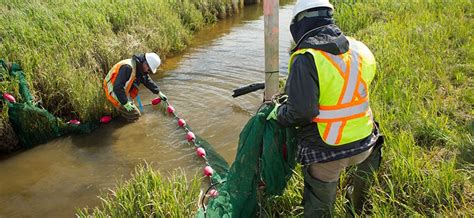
[0,2,295,217]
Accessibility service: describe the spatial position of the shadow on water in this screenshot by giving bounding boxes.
[71,120,126,148]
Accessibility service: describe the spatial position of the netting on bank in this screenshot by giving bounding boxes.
[2,60,297,216]
[153,97,297,217]
[0,60,98,148]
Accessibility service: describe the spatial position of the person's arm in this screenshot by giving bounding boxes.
[113,65,132,105]
[141,74,161,94]
[277,53,320,127]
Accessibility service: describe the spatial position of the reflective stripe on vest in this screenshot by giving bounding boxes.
[288,39,376,146]
[103,59,137,107]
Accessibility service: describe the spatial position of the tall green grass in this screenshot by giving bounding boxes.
[276,0,473,216]
[0,0,237,122]
[80,0,472,216]
[77,164,202,217]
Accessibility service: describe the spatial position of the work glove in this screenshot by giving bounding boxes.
[123,101,138,112]
[158,92,167,101]
[266,103,280,121]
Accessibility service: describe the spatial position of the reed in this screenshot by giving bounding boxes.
[0,0,236,122]
[77,164,202,217]
[270,0,473,216]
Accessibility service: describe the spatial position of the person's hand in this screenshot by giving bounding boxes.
[123,101,138,112]
[266,103,280,121]
[158,92,167,101]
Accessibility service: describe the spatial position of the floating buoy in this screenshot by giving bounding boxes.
[203,166,214,177]
[208,189,218,197]
[67,119,80,125]
[100,116,112,124]
[151,97,161,105]
[167,105,175,114]
[186,131,196,142]
[196,147,206,158]
[178,118,186,127]
[3,93,16,103]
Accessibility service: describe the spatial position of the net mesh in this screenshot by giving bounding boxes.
[1,60,98,148]
[152,99,297,217]
[196,104,297,217]
[2,60,297,216]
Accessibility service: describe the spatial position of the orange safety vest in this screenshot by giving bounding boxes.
[103,59,139,107]
[288,39,376,146]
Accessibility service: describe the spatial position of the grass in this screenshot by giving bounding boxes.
[274,0,473,216]
[55,0,474,216]
[77,164,203,217]
[0,0,238,123]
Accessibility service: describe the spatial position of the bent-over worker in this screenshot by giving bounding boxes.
[103,52,167,121]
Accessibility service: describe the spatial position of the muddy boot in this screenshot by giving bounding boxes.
[303,166,338,218]
[351,138,383,215]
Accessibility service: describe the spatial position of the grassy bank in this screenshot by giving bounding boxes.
[79,0,472,216]
[292,0,473,216]
[77,165,202,217]
[0,0,238,123]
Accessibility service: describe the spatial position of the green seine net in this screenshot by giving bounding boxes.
[1,60,98,148]
[197,104,297,217]
[2,60,297,216]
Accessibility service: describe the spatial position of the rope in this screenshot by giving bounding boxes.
[152,96,222,214]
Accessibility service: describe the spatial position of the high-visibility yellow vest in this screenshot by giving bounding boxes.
[288,39,376,146]
[103,59,138,107]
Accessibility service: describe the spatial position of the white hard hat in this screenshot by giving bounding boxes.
[145,52,161,74]
[292,0,334,20]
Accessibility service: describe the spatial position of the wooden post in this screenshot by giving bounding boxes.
[263,0,279,102]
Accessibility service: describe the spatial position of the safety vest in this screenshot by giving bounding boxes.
[103,59,138,107]
[288,39,376,146]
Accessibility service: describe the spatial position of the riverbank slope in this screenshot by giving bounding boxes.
[0,0,246,152]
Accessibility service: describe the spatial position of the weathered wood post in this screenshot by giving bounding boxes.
[263,0,279,102]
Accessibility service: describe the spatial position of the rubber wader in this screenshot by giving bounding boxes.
[118,105,141,122]
[303,135,384,217]
[350,136,383,215]
[303,165,338,218]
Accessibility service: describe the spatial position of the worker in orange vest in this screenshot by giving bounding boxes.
[103,52,166,121]
[267,0,384,216]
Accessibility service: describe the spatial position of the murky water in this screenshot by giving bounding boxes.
[0,2,295,217]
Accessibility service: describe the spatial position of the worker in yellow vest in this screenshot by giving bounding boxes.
[103,52,167,121]
[267,0,383,217]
